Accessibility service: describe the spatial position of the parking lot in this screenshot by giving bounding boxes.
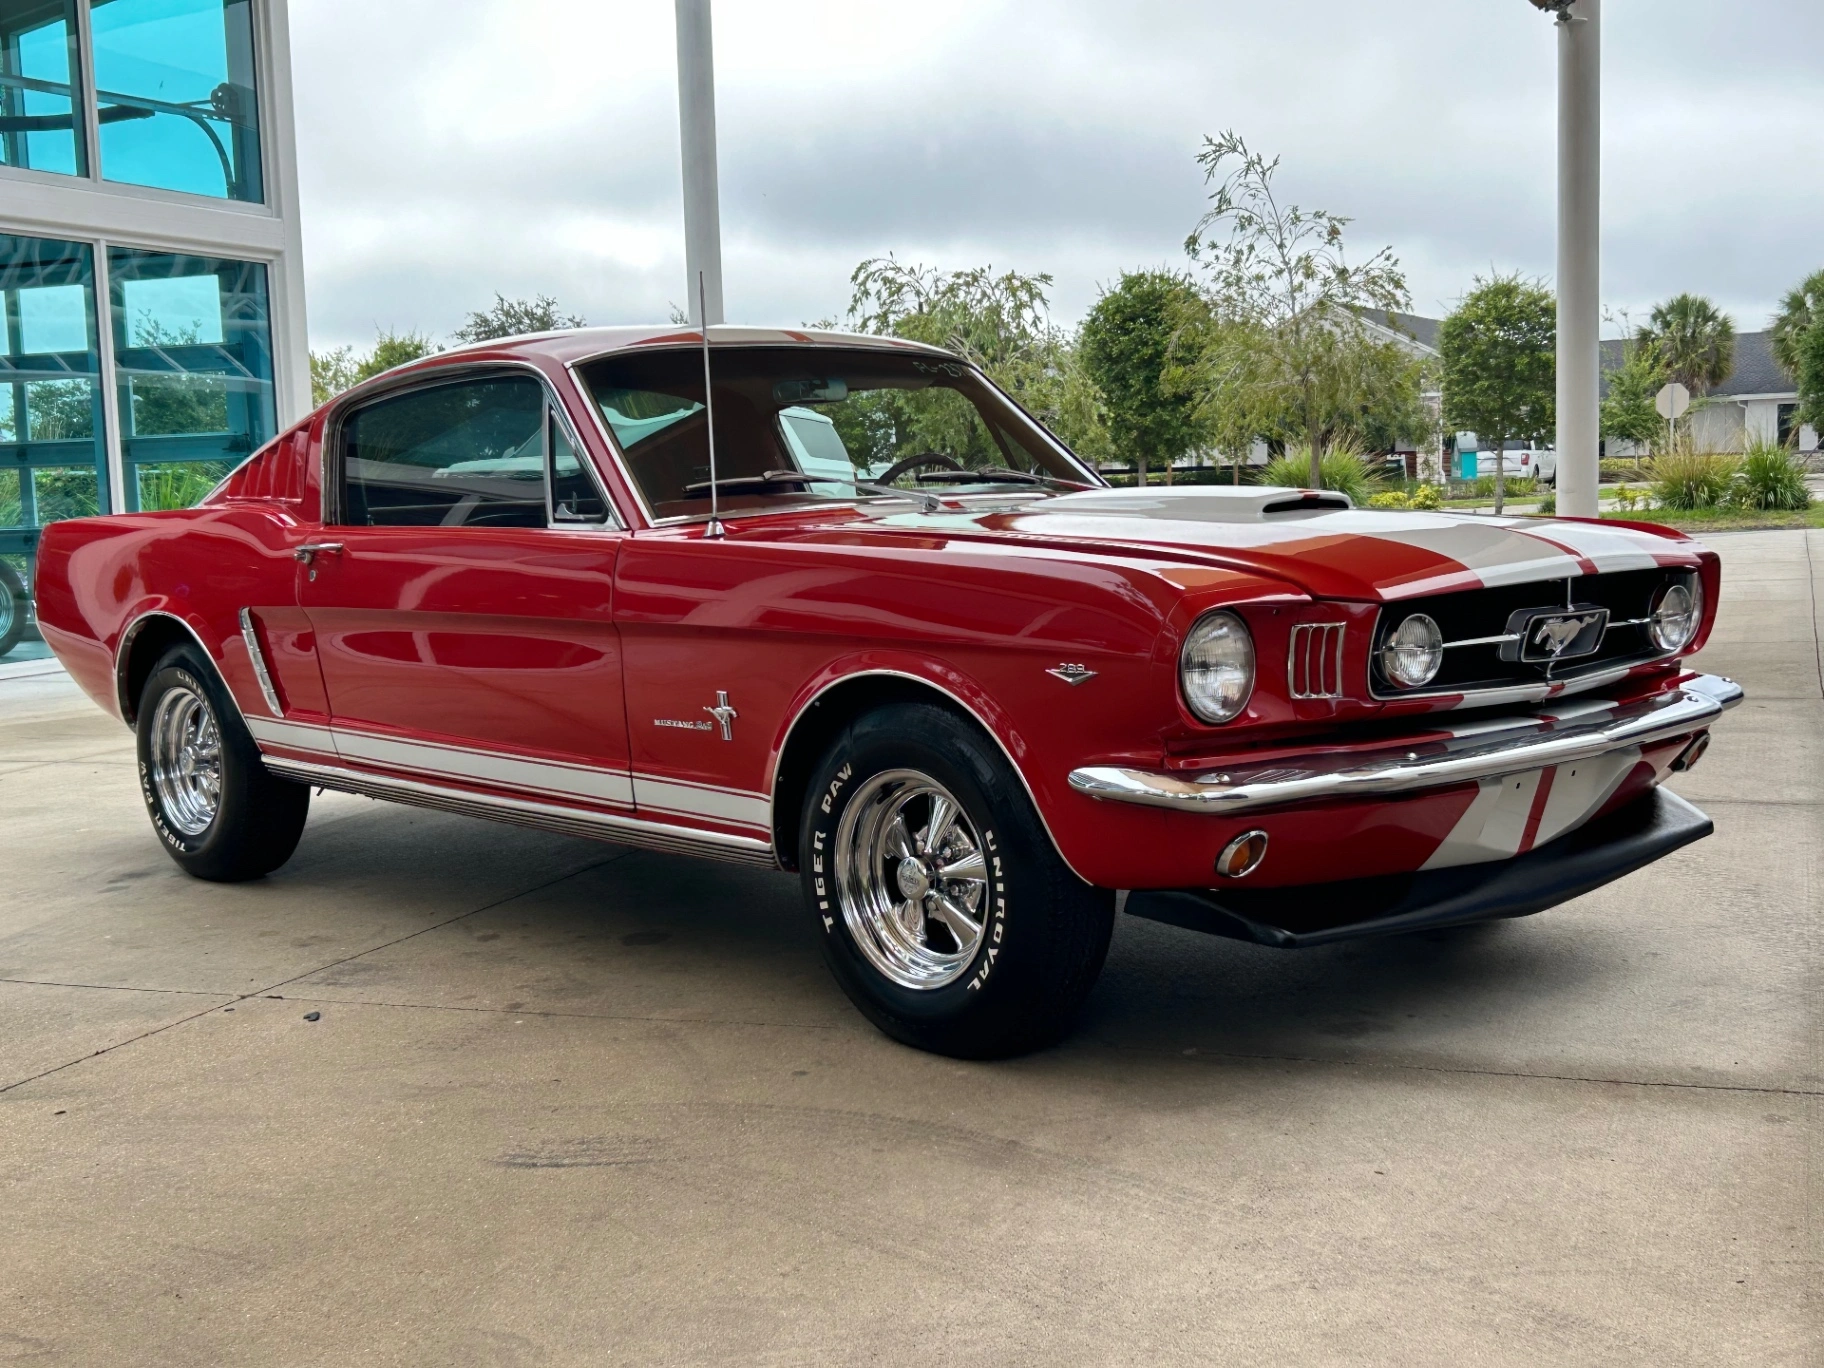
[1,530,1817,1366]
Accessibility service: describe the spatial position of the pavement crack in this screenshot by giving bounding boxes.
[1,978,230,997]
[1122,1042,1822,1099]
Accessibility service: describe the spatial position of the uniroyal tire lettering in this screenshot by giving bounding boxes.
[967,826,1006,991]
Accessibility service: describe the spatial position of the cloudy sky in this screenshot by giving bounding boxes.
[290,0,1823,351]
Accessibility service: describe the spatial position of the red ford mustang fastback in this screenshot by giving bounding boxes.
[34,327,1741,1056]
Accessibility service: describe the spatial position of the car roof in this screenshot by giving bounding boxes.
[431,325,961,367]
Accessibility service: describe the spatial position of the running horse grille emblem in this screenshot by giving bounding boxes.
[703,691,739,741]
[1522,610,1609,662]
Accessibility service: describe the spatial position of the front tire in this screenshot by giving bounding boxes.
[136,642,309,881]
[800,701,1114,1058]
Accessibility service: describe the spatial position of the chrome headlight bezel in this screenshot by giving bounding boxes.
[1379,612,1444,690]
[1179,610,1256,725]
[1648,580,1701,654]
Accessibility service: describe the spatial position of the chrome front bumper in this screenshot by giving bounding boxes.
[1068,673,1743,816]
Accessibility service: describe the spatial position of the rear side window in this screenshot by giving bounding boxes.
[342,377,547,528]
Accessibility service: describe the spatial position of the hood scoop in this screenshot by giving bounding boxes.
[1042,485,1354,523]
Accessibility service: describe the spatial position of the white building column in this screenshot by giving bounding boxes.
[675,0,724,327]
[1555,0,1601,519]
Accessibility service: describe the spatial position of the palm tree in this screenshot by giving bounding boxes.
[1636,294,1736,395]
[1769,269,1824,379]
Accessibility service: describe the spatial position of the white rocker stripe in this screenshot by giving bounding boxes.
[632,775,771,829]
[330,728,636,807]
[245,717,766,828]
[246,717,337,754]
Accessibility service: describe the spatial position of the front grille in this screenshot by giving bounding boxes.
[1371,567,1698,698]
[1289,622,1347,699]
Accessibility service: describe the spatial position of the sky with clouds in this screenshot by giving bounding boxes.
[290,0,1824,351]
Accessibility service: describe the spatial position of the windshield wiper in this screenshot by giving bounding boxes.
[681,470,813,497]
[683,469,943,513]
[914,466,1087,491]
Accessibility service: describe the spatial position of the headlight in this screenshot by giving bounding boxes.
[1180,611,1255,723]
[1380,613,1443,689]
[1648,581,1699,653]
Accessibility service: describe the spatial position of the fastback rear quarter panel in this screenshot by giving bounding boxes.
[35,508,305,723]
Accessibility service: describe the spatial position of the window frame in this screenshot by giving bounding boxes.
[323,362,619,533]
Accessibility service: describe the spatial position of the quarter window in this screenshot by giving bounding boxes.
[342,377,549,529]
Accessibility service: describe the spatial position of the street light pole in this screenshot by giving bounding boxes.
[1553,0,1600,518]
[675,0,724,327]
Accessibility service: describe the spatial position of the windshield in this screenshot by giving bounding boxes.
[577,345,1097,521]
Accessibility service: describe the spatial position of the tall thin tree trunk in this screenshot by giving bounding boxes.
[1492,434,1505,516]
[1135,448,1147,488]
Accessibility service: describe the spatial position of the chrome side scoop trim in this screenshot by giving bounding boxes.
[1069,674,1743,816]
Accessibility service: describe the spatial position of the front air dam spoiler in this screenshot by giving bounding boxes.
[1123,787,1714,949]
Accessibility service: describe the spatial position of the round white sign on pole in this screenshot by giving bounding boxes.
[1655,382,1691,421]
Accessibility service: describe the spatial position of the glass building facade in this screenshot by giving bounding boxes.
[0,0,303,660]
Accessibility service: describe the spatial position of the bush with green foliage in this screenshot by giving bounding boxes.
[1259,440,1385,504]
[1653,451,1740,510]
[1535,492,1557,515]
[1409,483,1443,511]
[1732,438,1811,511]
[1600,457,1651,482]
[1467,475,1537,500]
[1366,490,1410,509]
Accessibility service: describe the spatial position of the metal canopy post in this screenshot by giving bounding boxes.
[675,0,724,328]
[1554,0,1601,519]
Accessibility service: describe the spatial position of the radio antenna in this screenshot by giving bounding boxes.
[699,271,724,539]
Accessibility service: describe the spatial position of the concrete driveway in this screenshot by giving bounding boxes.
[1,531,1818,1366]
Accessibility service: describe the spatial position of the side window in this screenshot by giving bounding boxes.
[342,376,547,528]
[549,410,610,523]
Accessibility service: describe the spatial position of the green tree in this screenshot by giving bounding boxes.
[1796,311,1824,438]
[1601,337,1666,451]
[1079,271,1207,485]
[309,329,438,407]
[1181,130,1414,488]
[452,293,585,344]
[1769,268,1824,380]
[842,256,1109,468]
[1637,293,1735,396]
[1438,274,1556,515]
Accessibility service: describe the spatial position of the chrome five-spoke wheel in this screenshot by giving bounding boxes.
[833,768,990,990]
[149,683,222,836]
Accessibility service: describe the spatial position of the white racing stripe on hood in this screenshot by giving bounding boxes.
[1363,518,1586,593]
[1504,518,1670,573]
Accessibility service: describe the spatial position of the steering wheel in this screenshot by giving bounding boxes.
[876,451,963,486]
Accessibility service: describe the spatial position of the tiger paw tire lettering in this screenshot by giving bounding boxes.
[135,642,310,883]
[800,700,1115,1059]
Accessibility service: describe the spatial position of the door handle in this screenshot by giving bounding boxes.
[294,542,345,564]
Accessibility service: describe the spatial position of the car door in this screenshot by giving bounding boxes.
[298,369,631,810]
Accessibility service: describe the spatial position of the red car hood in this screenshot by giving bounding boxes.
[821,487,1703,602]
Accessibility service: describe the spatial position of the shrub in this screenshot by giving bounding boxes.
[1535,492,1556,515]
[1732,438,1811,510]
[1409,483,1443,510]
[1653,450,1740,510]
[1614,484,1644,512]
[1466,474,1537,499]
[1259,439,1386,504]
[1600,457,1652,482]
[1366,490,1411,509]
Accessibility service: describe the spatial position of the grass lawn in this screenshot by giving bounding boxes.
[1595,506,1824,532]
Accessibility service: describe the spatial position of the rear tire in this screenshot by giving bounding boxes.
[800,700,1114,1058]
[0,559,24,659]
[136,641,309,881]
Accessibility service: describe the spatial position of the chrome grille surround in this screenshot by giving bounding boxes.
[1288,622,1347,700]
